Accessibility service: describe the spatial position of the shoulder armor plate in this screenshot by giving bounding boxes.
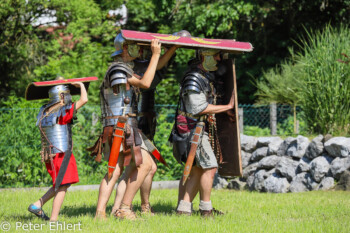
[181,71,210,94]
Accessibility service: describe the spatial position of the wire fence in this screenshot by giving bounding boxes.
[0,103,297,151]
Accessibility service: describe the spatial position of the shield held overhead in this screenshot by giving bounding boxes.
[120,29,253,53]
[25,77,98,101]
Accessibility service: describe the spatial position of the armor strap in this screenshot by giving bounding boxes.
[182,122,205,185]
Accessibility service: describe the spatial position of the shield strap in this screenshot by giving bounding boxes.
[182,122,205,185]
[107,116,127,181]
[140,132,168,167]
[54,124,72,192]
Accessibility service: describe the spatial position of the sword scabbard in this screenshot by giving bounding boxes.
[182,122,205,185]
[107,117,127,181]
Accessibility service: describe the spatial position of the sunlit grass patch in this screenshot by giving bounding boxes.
[1,188,350,232]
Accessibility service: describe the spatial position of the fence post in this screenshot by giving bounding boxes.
[238,108,244,134]
[270,103,277,135]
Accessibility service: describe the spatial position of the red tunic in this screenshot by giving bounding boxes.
[45,103,79,187]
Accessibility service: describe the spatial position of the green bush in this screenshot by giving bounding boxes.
[243,126,270,137]
[277,113,308,136]
[296,25,350,135]
[255,25,350,136]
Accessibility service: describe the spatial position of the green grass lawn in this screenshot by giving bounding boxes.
[1,188,350,232]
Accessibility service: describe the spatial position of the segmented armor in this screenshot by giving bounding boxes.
[180,68,215,115]
[36,105,73,154]
[100,62,138,127]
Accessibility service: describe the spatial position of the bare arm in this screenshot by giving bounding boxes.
[156,46,177,70]
[128,39,161,89]
[200,92,234,115]
[71,82,88,110]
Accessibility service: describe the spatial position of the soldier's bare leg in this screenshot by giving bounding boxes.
[198,167,217,201]
[183,166,201,203]
[95,155,124,217]
[50,185,69,221]
[140,158,157,205]
[177,167,201,214]
[120,150,152,207]
[111,157,156,215]
[177,175,199,206]
[110,165,133,215]
[33,187,55,209]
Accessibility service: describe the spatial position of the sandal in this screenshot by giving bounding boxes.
[141,203,155,216]
[114,208,137,220]
[28,204,50,221]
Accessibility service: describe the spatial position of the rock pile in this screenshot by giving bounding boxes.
[226,135,350,193]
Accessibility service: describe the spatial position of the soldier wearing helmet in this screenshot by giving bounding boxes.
[94,33,178,220]
[28,78,88,221]
[171,48,234,217]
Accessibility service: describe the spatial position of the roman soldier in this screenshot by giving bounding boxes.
[26,77,89,221]
[92,33,176,220]
[171,49,234,217]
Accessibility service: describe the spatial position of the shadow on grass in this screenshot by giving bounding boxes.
[57,201,175,218]
[60,205,96,218]
[4,214,40,221]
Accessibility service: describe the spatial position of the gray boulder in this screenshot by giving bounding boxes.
[251,168,276,191]
[324,137,350,157]
[252,170,266,191]
[305,135,324,159]
[227,178,246,190]
[305,173,319,190]
[318,177,335,190]
[277,137,296,157]
[250,147,269,162]
[276,157,299,181]
[297,156,311,173]
[310,156,332,182]
[241,134,258,152]
[267,137,284,155]
[258,155,281,169]
[335,170,350,191]
[286,136,310,159]
[289,172,309,193]
[264,174,290,193]
[257,137,282,147]
[213,173,228,189]
[330,157,350,180]
[246,175,255,190]
[241,151,252,169]
[243,162,259,179]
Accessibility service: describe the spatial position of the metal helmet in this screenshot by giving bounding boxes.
[48,84,71,105]
[111,33,125,57]
[173,30,191,38]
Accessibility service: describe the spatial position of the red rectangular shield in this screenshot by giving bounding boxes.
[25,77,98,100]
[121,30,253,53]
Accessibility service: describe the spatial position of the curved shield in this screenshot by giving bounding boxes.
[121,30,253,53]
[215,59,242,177]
